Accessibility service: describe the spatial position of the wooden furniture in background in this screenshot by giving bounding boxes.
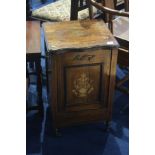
[43,20,119,134]
[124,0,129,11]
[26,21,43,115]
[70,0,93,20]
[89,0,129,94]
[31,0,95,22]
[70,0,129,21]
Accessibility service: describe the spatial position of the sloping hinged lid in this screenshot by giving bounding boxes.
[43,20,119,53]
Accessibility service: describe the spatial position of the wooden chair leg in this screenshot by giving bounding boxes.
[116,74,129,87]
[70,0,79,20]
[116,74,129,94]
[124,0,129,11]
[36,58,43,116]
[87,0,93,19]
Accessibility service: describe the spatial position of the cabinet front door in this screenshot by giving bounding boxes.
[53,48,112,126]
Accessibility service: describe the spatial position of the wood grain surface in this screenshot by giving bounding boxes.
[43,20,119,52]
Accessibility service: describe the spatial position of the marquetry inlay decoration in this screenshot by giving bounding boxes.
[72,73,94,97]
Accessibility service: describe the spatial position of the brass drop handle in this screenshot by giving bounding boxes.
[73,54,95,61]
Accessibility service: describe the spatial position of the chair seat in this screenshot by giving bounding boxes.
[112,16,129,66]
[113,16,129,42]
[32,0,97,21]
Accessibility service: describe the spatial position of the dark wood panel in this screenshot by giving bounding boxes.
[57,49,111,112]
[54,108,108,128]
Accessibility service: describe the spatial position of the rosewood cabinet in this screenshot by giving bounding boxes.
[43,20,119,132]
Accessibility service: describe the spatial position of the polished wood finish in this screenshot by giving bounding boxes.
[26,21,43,115]
[44,20,118,130]
[43,20,118,51]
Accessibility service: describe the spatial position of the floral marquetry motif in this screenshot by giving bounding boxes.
[72,73,94,97]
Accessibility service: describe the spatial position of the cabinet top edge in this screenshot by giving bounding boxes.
[43,20,119,52]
